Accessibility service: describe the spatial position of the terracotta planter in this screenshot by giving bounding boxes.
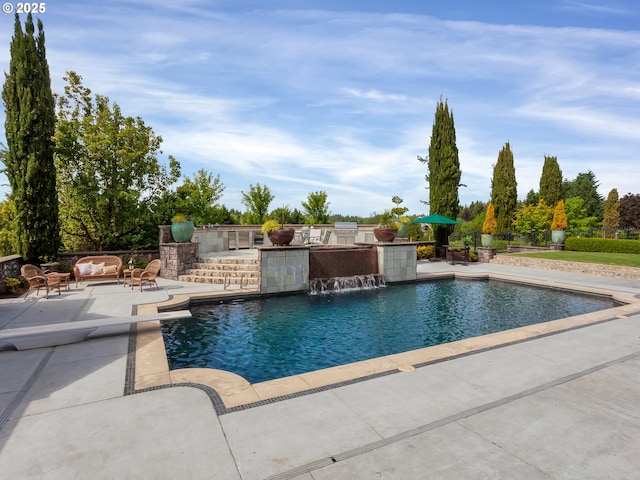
[373,228,398,243]
[268,229,295,246]
[171,221,195,243]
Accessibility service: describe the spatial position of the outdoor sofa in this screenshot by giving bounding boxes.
[73,255,122,286]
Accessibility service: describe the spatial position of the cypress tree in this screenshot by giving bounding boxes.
[602,188,620,238]
[538,155,563,207]
[418,97,462,247]
[2,13,59,261]
[490,142,518,233]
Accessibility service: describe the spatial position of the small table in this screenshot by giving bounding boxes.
[123,269,135,288]
[57,273,71,291]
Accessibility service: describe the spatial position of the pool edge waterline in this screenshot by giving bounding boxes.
[132,271,640,410]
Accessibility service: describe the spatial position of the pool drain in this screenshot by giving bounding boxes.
[397,364,415,372]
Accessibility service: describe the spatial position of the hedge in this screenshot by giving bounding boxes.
[565,237,640,254]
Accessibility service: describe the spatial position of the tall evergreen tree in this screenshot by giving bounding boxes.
[565,170,604,221]
[538,155,563,207]
[418,97,462,246]
[601,188,620,238]
[2,13,59,261]
[490,142,518,233]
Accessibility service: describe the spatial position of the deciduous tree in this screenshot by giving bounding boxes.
[175,169,225,225]
[240,183,273,224]
[2,14,59,261]
[302,191,330,224]
[54,72,180,250]
[619,193,640,229]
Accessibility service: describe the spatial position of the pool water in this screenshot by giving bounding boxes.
[161,280,619,383]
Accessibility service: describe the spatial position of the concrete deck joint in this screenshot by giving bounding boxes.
[265,350,640,480]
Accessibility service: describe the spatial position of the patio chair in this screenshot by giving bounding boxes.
[129,259,161,291]
[20,264,61,299]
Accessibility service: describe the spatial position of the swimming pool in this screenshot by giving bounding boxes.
[161,280,619,384]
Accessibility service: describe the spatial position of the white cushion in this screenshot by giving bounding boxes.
[77,263,92,276]
[90,262,105,275]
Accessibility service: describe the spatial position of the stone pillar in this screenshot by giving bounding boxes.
[375,242,417,283]
[477,247,497,263]
[159,242,199,280]
[259,246,309,294]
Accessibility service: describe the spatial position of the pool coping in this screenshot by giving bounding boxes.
[130,271,640,412]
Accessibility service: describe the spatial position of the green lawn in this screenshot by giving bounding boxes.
[512,251,640,268]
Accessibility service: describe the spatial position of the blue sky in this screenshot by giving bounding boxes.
[1,0,639,217]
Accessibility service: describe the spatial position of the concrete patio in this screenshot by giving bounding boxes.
[1,258,640,479]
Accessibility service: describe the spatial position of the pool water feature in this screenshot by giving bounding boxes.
[161,280,620,384]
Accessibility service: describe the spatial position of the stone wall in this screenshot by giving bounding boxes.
[490,255,640,279]
[376,243,417,283]
[259,246,309,294]
[160,243,199,280]
[0,254,22,294]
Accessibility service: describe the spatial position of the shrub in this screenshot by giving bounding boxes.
[551,200,568,230]
[261,219,282,234]
[483,202,497,234]
[417,245,434,260]
[565,237,640,254]
[171,214,188,223]
[4,277,23,293]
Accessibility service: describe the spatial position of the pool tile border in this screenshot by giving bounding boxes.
[125,272,640,414]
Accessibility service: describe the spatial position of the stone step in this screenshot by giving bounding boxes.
[178,274,259,285]
[197,257,259,265]
[191,262,259,272]
[184,268,260,278]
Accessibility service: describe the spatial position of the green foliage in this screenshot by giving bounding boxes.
[418,97,462,247]
[2,14,60,261]
[565,171,603,220]
[390,196,409,217]
[416,245,434,259]
[54,72,181,251]
[171,214,187,223]
[551,199,568,230]
[0,197,19,256]
[564,197,599,230]
[376,210,395,228]
[539,155,563,207]
[491,142,518,233]
[301,191,330,224]
[240,183,273,224]
[483,202,497,234]
[602,189,620,236]
[523,189,539,206]
[565,237,640,254]
[3,277,22,293]
[619,193,640,229]
[261,219,281,233]
[174,169,225,225]
[406,222,426,241]
[513,200,553,244]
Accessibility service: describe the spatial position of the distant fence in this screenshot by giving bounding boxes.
[449,228,639,251]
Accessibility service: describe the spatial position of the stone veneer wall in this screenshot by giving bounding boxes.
[260,246,309,294]
[490,255,640,279]
[376,243,417,283]
[160,243,199,280]
[0,254,22,294]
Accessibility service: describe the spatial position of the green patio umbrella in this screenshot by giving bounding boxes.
[411,213,461,225]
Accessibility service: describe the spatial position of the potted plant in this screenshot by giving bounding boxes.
[391,196,410,238]
[551,199,568,244]
[171,214,195,243]
[262,219,295,246]
[374,210,398,242]
[482,202,497,247]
